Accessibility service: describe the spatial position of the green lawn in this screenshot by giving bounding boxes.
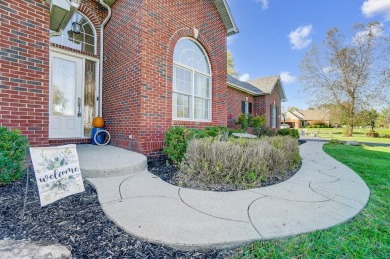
[303,127,390,143]
[236,144,390,258]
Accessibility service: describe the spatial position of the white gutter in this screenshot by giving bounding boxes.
[98,0,112,117]
[221,0,239,35]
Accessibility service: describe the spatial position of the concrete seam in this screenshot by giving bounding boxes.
[247,190,330,203]
[177,188,250,223]
[247,197,267,238]
[118,171,148,200]
[308,182,359,209]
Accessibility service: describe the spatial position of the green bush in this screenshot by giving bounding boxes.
[307,121,328,128]
[237,114,251,130]
[277,128,299,138]
[163,126,230,164]
[366,131,379,137]
[178,136,301,189]
[329,138,342,144]
[0,127,29,185]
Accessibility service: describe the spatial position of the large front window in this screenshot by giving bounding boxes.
[173,38,211,121]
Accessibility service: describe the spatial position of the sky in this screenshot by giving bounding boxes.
[226,0,390,110]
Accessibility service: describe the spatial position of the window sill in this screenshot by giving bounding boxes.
[173,118,212,123]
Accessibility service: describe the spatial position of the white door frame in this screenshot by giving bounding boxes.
[49,48,100,138]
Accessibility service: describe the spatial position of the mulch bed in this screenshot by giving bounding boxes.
[148,140,305,192]
[0,170,236,258]
[1,140,306,257]
[148,157,301,192]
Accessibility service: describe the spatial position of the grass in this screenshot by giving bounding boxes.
[236,143,390,258]
[303,127,390,143]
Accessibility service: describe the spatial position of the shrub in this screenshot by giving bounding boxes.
[277,128,299,138]
[366,131,379,137]
[179,136,301,189]
[163,126,230,164]
[329,138,342,144]
[307,121,328,128]
[0,127,29,185]
[236,113,267,136]
[237,114,251,130]
[380,134,390,138]
[251,115,266,136]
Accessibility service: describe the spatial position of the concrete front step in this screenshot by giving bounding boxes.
[77,144,147,178]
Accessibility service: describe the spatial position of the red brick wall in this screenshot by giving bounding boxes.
[226,87,254,126]
[103,0,227,155]
[254,95,266,117]
[226,85,282,129]
[103,0,143,151]
[0,0,50,146]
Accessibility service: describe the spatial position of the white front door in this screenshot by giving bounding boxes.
[49,53,83,138]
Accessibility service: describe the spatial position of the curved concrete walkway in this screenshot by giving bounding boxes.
[87,142,370,251]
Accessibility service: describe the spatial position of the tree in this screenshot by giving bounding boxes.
[377,107,390,128]
[227,50,239,78]
[356,109,378,131]
[300,22,390,136]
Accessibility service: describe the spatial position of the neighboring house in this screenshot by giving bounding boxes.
[0,0,286,155]
[285,109,331,128]
[227,75,287,129]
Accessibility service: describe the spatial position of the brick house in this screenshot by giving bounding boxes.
[0,0,285,155]
[285,109,331,128]
[227,75,286,129]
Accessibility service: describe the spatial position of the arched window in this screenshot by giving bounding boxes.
[50,12,95,54]
[173,38,211,121]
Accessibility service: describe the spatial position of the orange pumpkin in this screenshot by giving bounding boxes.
[92,116,104,128]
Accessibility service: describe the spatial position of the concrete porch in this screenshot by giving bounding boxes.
[76,145,147,178]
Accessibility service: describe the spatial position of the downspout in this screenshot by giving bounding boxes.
[98,0,112,117]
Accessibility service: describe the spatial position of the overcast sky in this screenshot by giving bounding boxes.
[227,0,390,110]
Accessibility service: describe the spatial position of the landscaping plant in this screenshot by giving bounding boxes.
[0,126,29,185]
[277,128,300,138]
[178,136,301,189]
[163,126,230,164]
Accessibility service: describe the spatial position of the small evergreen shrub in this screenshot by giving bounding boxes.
[163,126,229,164]
[179,136,301,189]
[0,127,29,185]
[277,128,299,138]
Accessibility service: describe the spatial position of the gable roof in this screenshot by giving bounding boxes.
[248,76,287,101]
[285,111,303,120]
[227,75,263,95]
[297,109,331,121]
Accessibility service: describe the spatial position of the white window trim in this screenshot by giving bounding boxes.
[172,38,212,122]
[245,101,249,115]
[270,105,277,129]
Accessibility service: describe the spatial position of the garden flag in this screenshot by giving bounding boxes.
[30,144,85,207]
